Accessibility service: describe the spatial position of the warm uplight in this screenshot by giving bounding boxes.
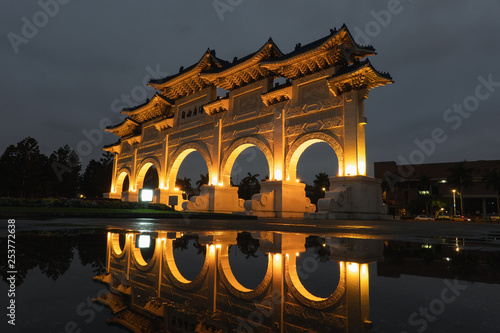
[452,189,456,193]
[361,264,368,276]
[357,161,366,175]
[322,187,326,192]
[159,181,165,190]
[209,245,215,253]
[296,179,300,183]
[274,253,281,262]
[274,169,283,181]
[216,244,221,249]
[345,165,357,176]
[296,252,299,257]
[347,262,359,273]
[285,253,289,259]
[212,176,218,186]
[217,182,223,186]
[174,187,179,191]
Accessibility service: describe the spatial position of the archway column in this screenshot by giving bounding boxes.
[104,153,122,199]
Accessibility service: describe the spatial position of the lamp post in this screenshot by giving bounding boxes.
[452,189,456,217]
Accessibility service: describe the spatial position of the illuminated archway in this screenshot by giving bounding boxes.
[166,142,212,190]
[114,169,132,193]
[286,132,344,182]
[221,136,274,186]
[135,157,162,191]
[130,234,159,271]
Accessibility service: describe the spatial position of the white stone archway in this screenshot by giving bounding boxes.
[286,132,344,182]
[220,136,274,186]
[104,26,392,218]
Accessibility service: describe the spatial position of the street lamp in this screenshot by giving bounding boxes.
[452,189,456,217]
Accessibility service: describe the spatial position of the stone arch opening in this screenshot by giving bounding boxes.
[114,170,131,194]
[221,137,274,187]
[175,151,209,197]
[286,132,344,182]
[135,158,162,191]
[167,143,212,192]
[143,165,159,190]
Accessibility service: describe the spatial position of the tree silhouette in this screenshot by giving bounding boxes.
[80,152,113,198]
[484,169,500,215]
[176,177,193,198]
[49,145,81,198]
[196,173,209,191]
[447,162,473,215]
[0,137,49,197]
[238,172,260,200]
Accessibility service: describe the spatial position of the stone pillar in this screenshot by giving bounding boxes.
[213,118,222,185]
[273,108,285,181]
[342,90,367,176]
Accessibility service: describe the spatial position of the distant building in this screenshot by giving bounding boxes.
[374,160,500,217]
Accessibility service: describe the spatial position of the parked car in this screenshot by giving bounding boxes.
[415,215,435,221]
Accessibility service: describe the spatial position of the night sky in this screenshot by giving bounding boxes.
[2,1,499,185]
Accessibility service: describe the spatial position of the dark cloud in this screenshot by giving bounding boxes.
[1,0,499,184]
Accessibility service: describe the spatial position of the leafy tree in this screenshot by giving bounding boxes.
[447,161,473,215]
[0,137,48,197]
[238,172,260,200]
[80,152,113,198]
[484,169,500,215]
[196,173,209,191]
[176,176,193,198]
[49,145,81,198]
[313,172,330,192]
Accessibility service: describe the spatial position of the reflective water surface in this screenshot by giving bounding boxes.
[1,220,500,332]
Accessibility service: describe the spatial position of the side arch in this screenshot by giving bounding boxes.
[220,136,274,186]
[285,131,344,181]
[166,141,213,189]
[114,168,132,193]
[135,157,162,191]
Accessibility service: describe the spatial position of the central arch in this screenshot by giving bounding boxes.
[286,132,344,182]
[166,142,213,190]
[135,157,162,191]
[221,136,274,186]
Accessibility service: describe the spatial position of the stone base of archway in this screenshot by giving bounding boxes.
[153,189,186,211]
[103,192,121,200]
[237,181,316,218]
[183,185,244,214]
[307,176,393,220]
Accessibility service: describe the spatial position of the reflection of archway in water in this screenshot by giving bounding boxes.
[228,233,268,290]
[296,142,339,185]
[172,237,206,281]
[175,151,208,195]
[296,243,340,298]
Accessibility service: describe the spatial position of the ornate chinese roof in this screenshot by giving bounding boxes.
[105,118,140,138]
[200,39,283,90]
[261,24,376,79]
[121,93,174,123]
[148,49,229,100]
[327,59,393,96]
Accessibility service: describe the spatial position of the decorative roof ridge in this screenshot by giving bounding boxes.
[105,117,140,130]
[148,49,229,86]
[200,38,283,75]
[103,140,121,149]
[330,59,393,81]
[261,25,375,65]
[121,93,174,114]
